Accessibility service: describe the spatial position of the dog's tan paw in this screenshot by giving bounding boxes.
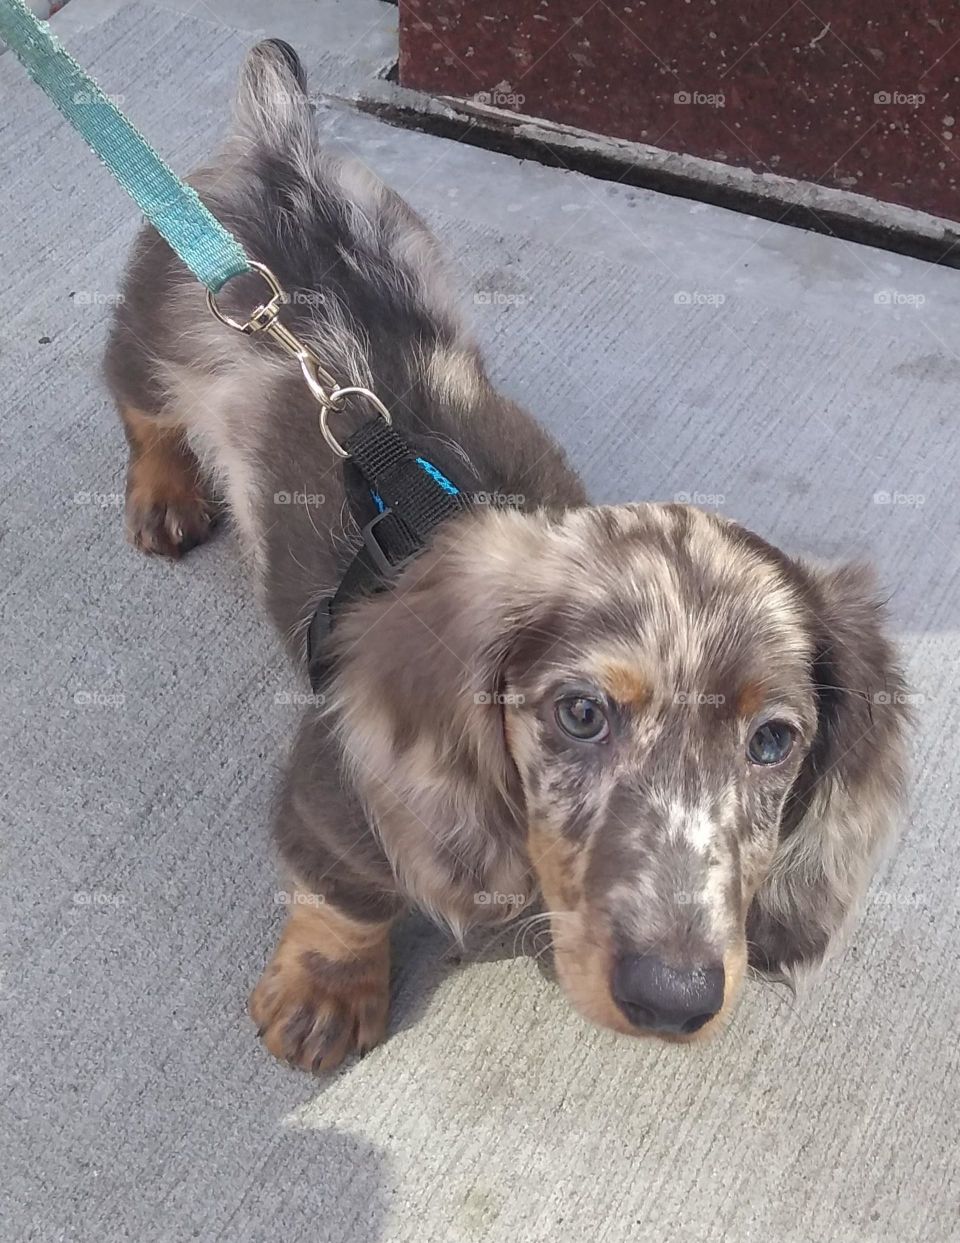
[250,938,390,1073]
[125,486,215,560]
[120,407,216,560]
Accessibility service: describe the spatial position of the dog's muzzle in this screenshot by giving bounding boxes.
[611,954,725,1035]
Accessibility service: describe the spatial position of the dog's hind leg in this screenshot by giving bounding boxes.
[118,403,217,560]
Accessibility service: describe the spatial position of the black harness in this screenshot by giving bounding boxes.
[306,416,471,691]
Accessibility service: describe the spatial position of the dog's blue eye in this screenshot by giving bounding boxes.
[556,697,609,742]
[747,721,795,765]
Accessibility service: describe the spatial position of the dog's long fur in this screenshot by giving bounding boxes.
[104,42,909,1069]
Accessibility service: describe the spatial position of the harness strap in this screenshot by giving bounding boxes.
[306,420,471,691]
[345,418,464,541]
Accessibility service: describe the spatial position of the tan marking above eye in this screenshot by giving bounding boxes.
[736,682,766,719]
[597,662,651,709]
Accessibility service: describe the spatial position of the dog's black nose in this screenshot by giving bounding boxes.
[612,954,725,1034]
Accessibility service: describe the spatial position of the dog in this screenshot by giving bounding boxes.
[104,41,909,1071]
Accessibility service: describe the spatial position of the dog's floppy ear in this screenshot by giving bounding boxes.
[324,511,554,928]
[747,562,909,979]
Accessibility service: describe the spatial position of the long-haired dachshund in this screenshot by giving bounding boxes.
[104,41,909,1071]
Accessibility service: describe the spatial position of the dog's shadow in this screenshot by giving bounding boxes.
[386,907,555,1039]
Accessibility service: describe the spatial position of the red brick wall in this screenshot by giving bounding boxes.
[399,0,958,220]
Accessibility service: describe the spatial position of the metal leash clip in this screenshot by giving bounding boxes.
[206,260,391,457]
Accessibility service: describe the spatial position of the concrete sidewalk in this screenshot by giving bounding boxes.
[1,2,958,1241]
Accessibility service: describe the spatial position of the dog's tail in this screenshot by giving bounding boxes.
[232,39,312,149]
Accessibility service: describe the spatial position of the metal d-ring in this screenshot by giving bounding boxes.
[316,385,393,459]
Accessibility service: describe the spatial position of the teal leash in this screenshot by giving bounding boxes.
[0,0,248,291]
[0,0,476,681]
[0,0,394,457]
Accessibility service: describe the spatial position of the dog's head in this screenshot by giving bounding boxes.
[328,503,908,1042]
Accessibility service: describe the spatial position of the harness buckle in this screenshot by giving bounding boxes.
[360,509,417,578]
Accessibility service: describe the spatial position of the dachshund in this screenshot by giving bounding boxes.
[104,40,909,1071]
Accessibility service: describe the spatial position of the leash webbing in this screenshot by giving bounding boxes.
[0,0,478,689]
[0,0,249,291]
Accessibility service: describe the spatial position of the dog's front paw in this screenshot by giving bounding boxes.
[250,934,390,1073]
[125,484,215,560]
[123,433,216,559]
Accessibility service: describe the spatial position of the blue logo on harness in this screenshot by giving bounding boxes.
[370,456,460,512]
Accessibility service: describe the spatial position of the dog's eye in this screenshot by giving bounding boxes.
[747,721,795,766]
[556,697,609,742]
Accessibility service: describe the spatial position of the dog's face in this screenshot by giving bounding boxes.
[330,502,907,1044]
[499,507,822,1040]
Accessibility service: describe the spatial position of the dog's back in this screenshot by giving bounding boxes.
[104,40,584,641]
